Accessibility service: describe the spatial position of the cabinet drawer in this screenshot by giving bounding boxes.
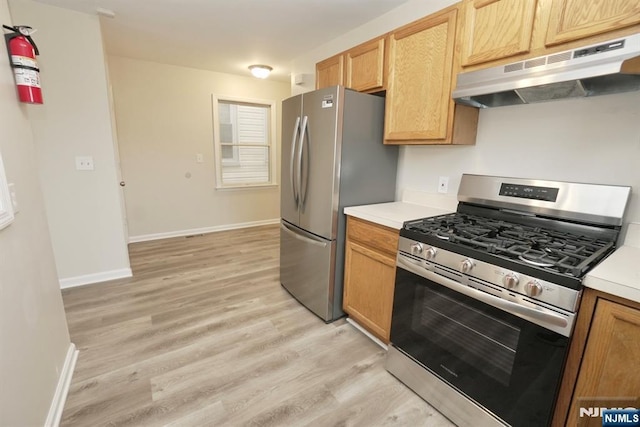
[347,216,399,256]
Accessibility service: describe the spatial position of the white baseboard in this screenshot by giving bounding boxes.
[59,268,132,289]
[346,317,388,350]
[127,218,280,243]
[45,343,78,427]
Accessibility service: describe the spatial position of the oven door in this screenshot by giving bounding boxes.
[391,254,571,427]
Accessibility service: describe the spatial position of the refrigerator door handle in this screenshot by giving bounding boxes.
[289,116,301,206]
[298,115,309,207]
[280,222,327,248]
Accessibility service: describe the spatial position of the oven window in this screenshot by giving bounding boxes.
[414,288,519,387]
[391,266,570,426]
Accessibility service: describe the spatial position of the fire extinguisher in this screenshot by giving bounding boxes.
[3,24,42,104]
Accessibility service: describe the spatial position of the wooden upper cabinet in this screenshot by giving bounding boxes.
[461,0,537,66]
[385,8,458,142]
[316,54,344,90]
[383,6,477,145]
[546,0,640,47]
[345,37,386,92]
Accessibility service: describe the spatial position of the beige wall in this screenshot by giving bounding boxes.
[108,56,291,240]
[290,0,640,240]
[0,0,71,424]
[9,0,131,286]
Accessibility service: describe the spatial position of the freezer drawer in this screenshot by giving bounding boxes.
[280,220,336,321]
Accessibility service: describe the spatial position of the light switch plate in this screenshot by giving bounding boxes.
[196,153,204,163]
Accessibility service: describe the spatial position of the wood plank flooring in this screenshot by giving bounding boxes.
[61,225,454,426]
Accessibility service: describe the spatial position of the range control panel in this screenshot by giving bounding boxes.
[499,183,559,202]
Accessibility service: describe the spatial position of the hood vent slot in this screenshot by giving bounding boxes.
[524,57,546,69]
[504,62,524,73]
[547,51,572,64]
[453,34,640,108]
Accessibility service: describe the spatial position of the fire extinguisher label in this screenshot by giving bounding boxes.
[11,55,38,69]
[14,68,41,88]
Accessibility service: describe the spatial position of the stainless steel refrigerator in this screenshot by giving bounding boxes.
[280,86,398,322]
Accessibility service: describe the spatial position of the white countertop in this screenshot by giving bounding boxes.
[584,223,640,304]
[344,201,453,230]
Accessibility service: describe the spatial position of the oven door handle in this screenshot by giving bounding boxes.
[397,256,570,333]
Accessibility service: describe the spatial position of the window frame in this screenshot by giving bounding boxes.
[0,150,15,231]
[212,94,277,190]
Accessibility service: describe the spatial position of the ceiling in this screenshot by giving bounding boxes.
[32,0,411,82]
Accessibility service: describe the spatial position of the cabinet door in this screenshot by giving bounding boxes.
[461,0,537,66]
[315,54,344,90]
[343,240,397,342]
[385,8,457,142]
[566,299,640,426]
[345,38,385,92]
[546,0,640,47]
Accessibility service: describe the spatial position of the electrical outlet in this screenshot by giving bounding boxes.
[438,176,449,194]
[75,156,94,171]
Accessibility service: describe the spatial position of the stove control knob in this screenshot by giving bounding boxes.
[503,273,519,289]
[460,258,475,273]
[410,242,424,256]
[525,280,543,297]
[424,246,437,260]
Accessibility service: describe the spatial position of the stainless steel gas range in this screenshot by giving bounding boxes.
[386,174,631,427]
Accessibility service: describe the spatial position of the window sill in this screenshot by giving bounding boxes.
[215,183,279,191]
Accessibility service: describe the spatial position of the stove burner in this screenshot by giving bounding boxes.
[404,212,615,277]
[518,253,556,268]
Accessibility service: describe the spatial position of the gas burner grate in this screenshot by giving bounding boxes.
[404,213,615,277]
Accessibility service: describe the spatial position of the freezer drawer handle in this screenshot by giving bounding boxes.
[281,222,327,248]
[290,116,301,206]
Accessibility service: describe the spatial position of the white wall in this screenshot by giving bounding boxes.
[291,1,640,240]
[0,0,71,424]
[398,92,640,234]
[9,0,131,286]
[108,56,291,240]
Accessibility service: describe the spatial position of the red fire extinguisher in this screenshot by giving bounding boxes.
[3,25,43,104]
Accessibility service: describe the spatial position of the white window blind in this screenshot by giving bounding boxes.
[213,96,276,189]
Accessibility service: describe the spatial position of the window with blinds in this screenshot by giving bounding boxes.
[0,150,15,230]
[212,96,277,188]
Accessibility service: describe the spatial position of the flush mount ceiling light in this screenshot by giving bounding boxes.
[249,65,273,79]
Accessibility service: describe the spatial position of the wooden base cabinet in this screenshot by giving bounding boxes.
[343,216,399,343]
[552,288,640,426]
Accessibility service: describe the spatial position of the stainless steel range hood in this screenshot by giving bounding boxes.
[453,33,640,108]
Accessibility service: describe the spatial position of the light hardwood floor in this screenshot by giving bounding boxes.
[61,225,454,426]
